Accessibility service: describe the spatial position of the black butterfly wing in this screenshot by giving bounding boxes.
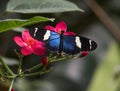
[29,28,50,41]
[78,36,97,51]
[62,35,97,55]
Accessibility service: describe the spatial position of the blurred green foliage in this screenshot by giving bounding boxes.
[88,42,120,91]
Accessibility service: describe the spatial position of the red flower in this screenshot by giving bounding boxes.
[79,51,88,57]
[41,57,48,65]
[45,21,75,36]
[14,30,46,56]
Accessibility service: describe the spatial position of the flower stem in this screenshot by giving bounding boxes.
[8,79,15,91]
[24,63,43,72]
[7,75,17,79]
[0,57,15,76]
[50,57,68,63]
[17,59,22,75]
[17,55,23,75]
[21,67,53,77]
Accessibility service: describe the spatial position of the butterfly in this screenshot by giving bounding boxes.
[29,22,97,56]
[29,29,97,55]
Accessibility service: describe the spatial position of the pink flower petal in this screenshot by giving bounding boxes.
[32,45,46,56]
[32,40,46,55]
[64,32,76,36]
[55,21,67,32]
[44,25,55,31]
[34,40,44,45]
[22,30,32,42]
[14,30,46,56]
[14,36,27,47]
[21,47,33,56]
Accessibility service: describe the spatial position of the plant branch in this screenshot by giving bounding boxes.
[21,67,53,77]
[0,57,15,76]
[14,49,24,75]
[50,56,68,63]
[23,63,43,72]
[17,58,23,75]
[8,79,15,91]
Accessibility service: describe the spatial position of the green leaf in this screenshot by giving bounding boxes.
[88,42,120,91]
[0,16,54,32]
[6,0,84,13]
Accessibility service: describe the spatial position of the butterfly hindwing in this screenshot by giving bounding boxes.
[62,35,97,55]
[62,35,80,54]
[78,36,97,51]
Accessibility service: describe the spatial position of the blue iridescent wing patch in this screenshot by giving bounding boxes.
[45,31,60,52]
[62,35,80,54]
